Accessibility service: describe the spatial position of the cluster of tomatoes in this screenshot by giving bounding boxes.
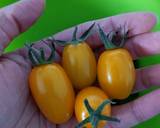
[26,23,136,128]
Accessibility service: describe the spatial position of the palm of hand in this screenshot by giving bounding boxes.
[0,52,57,128]
[0,0,160,128]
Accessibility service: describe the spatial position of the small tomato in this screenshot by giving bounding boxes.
[55,23,96,90]
[62,42,96,90]
[75,87,119,128]
[97,25,136,100]
[27,42,75,124]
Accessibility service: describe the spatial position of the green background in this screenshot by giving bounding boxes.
[0,0,160,127]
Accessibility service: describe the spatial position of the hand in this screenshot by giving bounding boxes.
[0,0,159,128]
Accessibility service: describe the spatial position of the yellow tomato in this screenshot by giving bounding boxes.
[75,87,111,128]
[62,42,96,90]
[98,48,136,99]
[29,63,75,124]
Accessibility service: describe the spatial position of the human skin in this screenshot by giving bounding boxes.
[0,0,159,128]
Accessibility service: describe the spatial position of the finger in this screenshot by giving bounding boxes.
[109,89,160,128]
[134,65,160,92]
[53,12,156,54]
[125,32,160,91]
[0,0,45,53]
[125,32,160,59]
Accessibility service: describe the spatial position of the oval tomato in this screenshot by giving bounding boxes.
[97,25,136,100]
[55,23,97,90]
[29,63,75,124]
[75,87,111,128]
[98,49,135,99]
[62,42,96,90]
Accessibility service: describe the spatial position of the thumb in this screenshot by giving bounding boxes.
[0,0,45,54]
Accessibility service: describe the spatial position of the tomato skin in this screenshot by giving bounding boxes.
[98,48,136,99]
[29,63,75,124]
[75,87,111,128]
[62,42,96,90]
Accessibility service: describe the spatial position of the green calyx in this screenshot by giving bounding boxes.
[76,99,120,128]
[25,39,56,66]
[54,22,95,46]
[98,24,129,50]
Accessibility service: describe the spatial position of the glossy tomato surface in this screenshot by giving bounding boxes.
[98,48,136,99]
[29,63,75,124]
[62,42,96,90]
[75,87,111,128]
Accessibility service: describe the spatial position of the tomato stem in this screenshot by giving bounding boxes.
[79,23,95,41]
[95,100,115,114]
[84,99,94,114]
[28,48,39,65]
[54,23,95,46]
[134,54,160,69]
[75,117,90,128]
[25,39,56,66]
[76,99,120,128]
[97,24,129,50]
[98,115,120,122]
[72,26,78,42]
[39,48,45,61]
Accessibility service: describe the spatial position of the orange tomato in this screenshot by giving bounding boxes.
[29,63,75,124]
[98,48,136,99]
[75,87,111,128]
[62,42,96,90]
